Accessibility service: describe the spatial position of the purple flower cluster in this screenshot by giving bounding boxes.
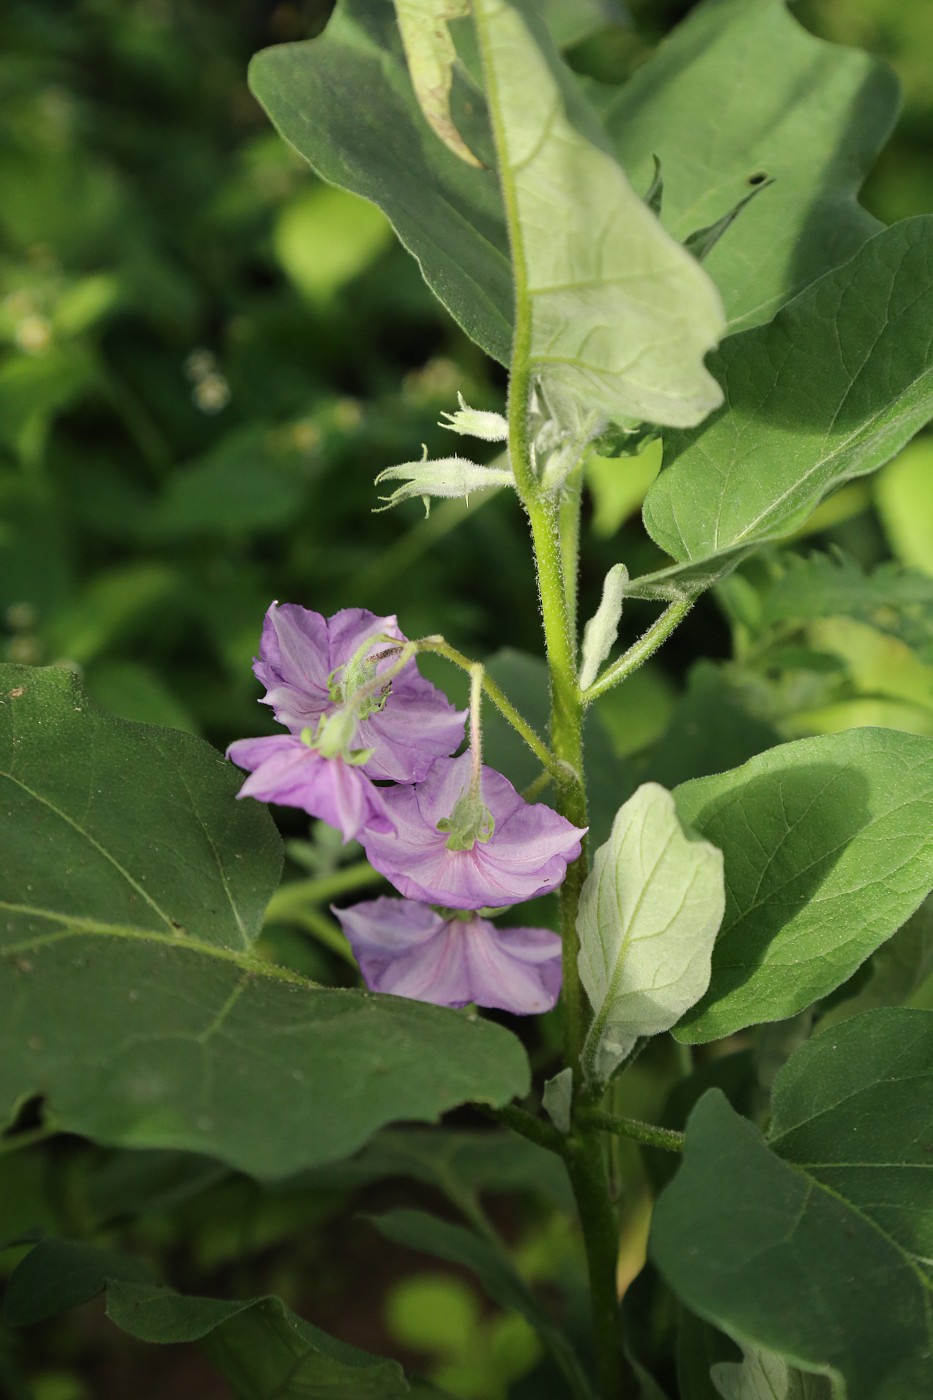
[228,604,584,1014]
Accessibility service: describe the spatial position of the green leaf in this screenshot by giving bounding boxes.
[391,1,480,167]
[4,1240,152,1327]
[0,665,529,1177]
[876,437,933,574]
[274,184,395,302]
[712,1344,835,1400]
[107,1280,450,1397]
[644,219,933,577]
[368,1209,593,1398]
[296,1126,572,1212]
[606,0,898,330]
[248,0,512,364]
[674,728,933,1043]
[761,553,933,664]
[579,563,629,691]
[578,783,725,1082]
[474,0,725,428]
[651,1009,933,1400]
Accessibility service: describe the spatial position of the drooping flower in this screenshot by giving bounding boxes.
[253,603,465,782]
[226,734,392,843]
[359,752,585,908]
[333,897,562,1013]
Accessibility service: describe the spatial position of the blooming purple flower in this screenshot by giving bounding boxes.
[359,752,585,908]
[226,734,392,843]
[253,604,465,782]
[333,897,562,1013]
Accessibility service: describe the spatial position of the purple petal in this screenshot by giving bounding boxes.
[250,603,465,779]
[333,898,562,1013]
[360,756,585,907]
[254,604,332,731]
[227,734,391,842]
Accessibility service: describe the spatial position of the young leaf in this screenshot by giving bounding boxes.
[606,0,898,330]
[577,783,725,1083]
[673,728,933,1043]
[392,0,480,167]
[644,218,933,578]
[651,1009,933,1400]
[712,1344,834,1400]
[579,563,629,691]
[473,0,725,428]
[249,0,512,364]
[0,666,529,1177]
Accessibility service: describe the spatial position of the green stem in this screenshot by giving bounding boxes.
[482,1102,563,1154]
[584,1110,685,1155]
[564,1136,625,1397]
[415,636,560,777]
[582,597,694,704]
[559,461,585,654]
[263,862,382,923]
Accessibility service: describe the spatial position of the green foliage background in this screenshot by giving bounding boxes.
[1,0,932,1396]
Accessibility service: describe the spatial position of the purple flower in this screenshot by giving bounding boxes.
[333,897,562,1013]
[226,735,392,842]
[359,752,585,908]
[253,604,465,782]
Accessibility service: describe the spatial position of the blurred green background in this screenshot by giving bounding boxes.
[1,1,931,1396]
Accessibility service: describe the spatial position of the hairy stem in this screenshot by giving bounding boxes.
[415,635,560,777]
[584,1110,685,1154]
[582,596,694,703]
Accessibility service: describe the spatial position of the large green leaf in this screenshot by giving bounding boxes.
[651,1008,933,1400]
[248,0,512,364]
[474,0,725,427]
[672,728,933,1042]
[606,0,898,332]
[0,665,529,1176]
[643,218,933,579]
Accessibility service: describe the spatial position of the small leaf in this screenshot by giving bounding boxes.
[651,1009,933,1400]
[392,0,481,167]
[474,0,725,428]
[577,783,725,1084]
[579,564,629,691]
[712,1343,835,1400]
[682,180,774,264]
[673,728,933,1043]
[542,1067,573,1133]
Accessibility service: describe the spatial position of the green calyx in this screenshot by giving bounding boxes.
[436,792,495,852]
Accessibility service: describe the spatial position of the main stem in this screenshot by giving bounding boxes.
[508,368,623,1400]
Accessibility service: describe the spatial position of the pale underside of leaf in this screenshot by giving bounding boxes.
[474,0,725,429]
[577,783,725,1083]
[392,0,481,166]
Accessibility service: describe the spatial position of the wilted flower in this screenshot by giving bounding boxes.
[333,897,562,1013]
[254,604,465,782]
[226,734,392,842]
[360,752,585,908]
